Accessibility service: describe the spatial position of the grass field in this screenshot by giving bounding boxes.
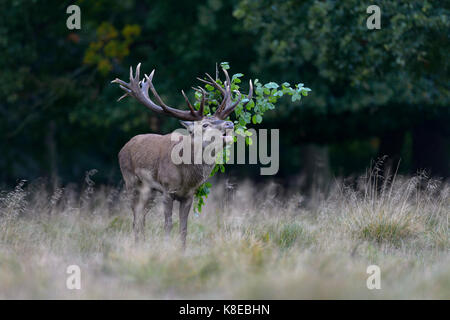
[0,170,448,299]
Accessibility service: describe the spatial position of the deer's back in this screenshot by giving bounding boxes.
[119,133,169,185]
[119,133,168,167]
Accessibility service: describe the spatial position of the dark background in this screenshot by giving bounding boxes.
[1,0,449,190]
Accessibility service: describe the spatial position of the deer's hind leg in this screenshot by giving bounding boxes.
[132,180,153,242]
[123,172,152,243]
[163,195,174,238]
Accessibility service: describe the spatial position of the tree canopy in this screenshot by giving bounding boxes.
[0,0,448,185]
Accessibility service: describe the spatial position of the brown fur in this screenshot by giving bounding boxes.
[119,117,233,247]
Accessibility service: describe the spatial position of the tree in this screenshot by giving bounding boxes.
[0,0,256,184]
[234,0,450,177]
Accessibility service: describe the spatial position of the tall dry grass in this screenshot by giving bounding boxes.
[0,167,448,299]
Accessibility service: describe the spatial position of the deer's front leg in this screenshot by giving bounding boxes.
[179,197,193,249]
[163,196,174,238]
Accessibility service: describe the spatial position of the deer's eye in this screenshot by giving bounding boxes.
[203,123,209,128]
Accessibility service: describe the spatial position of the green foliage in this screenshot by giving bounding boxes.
[232,0,450,177]
[1,0,448,186]
[193,182,211,215]
[234,0,449,110]
[359,220,413,246]
[0,0,257,184]
[83,22,141,74]
[193,62,310,214]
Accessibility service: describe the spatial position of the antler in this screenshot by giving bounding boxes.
[197,68,253,120]
[111,63,206,121]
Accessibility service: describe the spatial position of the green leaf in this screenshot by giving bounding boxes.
[252,114,262,124]
[264,82,279,89]
[292,94,301,102]
[274,91,283,97]
[232,73,244,81]
[246,99,255,110]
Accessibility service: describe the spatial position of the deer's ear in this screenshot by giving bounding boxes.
[179,120,194,133]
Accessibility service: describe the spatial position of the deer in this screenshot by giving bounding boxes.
[111,63,252,248]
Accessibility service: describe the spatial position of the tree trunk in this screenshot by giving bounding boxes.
[301,144,331,205]
[46,120,59,189]
[412,120,450,177]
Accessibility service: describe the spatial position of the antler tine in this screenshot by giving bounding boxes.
[197,72,230,116]
[216,79,254,120]
[222,68,232,93]
[144,70,172,112]
[112,77,131,101]
[143,69,155,86]
[117,91,130,102]
[135,63,141,82]
[181,90,196,115]
[112,63,205,121]
[215,68,233,114]
[207,73,227,95]
[189,86,207,116]
[111,78,129,87]
[196,86,206,116]
[192,85,207,94]
[243,79,253,109]
[229,90,242,109]
[217,90,240,119]
[196,76,223,96]
[196,77,210,84]
[141,70,156,101]
[218,89,242,118]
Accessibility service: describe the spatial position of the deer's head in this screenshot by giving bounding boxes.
[179,117,234,145]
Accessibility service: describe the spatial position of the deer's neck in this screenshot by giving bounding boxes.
[167,134,220,194]
[186,163,215,186]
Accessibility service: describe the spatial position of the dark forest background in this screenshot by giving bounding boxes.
[1,0,449,190]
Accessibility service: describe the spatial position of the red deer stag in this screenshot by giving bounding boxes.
[112,63,252,247]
